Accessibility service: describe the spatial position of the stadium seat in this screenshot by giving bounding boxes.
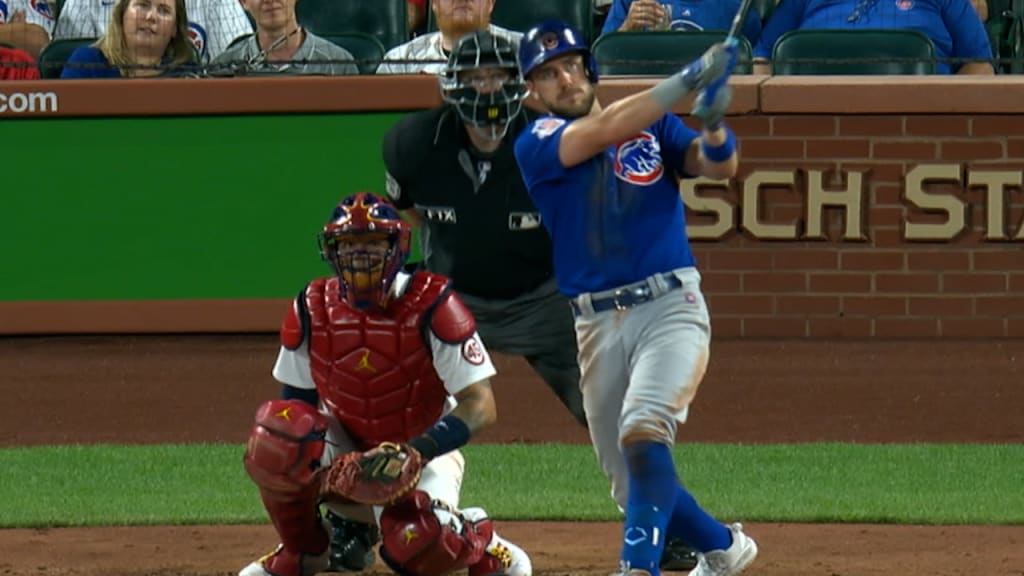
[1013,0,1024,73]
[320,32,387,74]
[590,31,753,75]
[493,0,594,42]
[990,0,1024,74]
[294,0,408,51]
[429,0,594,43]
[37,37,95,79]
[986,16,1010,73]
[771,29,936,74]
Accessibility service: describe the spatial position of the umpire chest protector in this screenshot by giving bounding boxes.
[298,273,456,449]
[383,107,555,299]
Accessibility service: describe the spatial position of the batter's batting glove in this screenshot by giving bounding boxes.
[692,39,739,130]
[679,39,738,94]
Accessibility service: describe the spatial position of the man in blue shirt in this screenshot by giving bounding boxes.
[752,0,993,74]
[514,19,758,576]
[602,0,762,45]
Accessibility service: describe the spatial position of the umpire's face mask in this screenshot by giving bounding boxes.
[442,66,528,141]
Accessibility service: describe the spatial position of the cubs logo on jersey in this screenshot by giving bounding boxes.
[0,1,8,23]
[613,132,664,185]
[31,0,54,20]
[188,21,208,60]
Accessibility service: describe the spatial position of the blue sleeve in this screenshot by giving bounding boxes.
[601,0,631,35]
[656,114,700,178]
[743,8,764,46]
[753,0,806,58]
[514,118,571,193]
[942,0,993,65]
[60,46,115,79]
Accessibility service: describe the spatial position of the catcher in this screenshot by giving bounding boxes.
[238,192,532,576]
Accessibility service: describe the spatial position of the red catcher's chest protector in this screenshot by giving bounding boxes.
[304,274,450,449]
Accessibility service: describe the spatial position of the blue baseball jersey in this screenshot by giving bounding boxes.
[60,46,120,79]
[513,114,700,297]
[754,0,992,73]
[601,0,763,44]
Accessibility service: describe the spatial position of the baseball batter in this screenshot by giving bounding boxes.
[237,192,531,576]
[513,20,758,576]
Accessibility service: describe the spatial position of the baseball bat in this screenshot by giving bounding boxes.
[726,0,756,41]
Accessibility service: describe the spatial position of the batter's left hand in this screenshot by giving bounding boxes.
[691,39,739,130]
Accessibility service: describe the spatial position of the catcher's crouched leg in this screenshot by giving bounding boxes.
[240,400,332,576]
[377,490,532,576]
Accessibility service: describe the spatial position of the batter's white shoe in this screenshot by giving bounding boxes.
[238,544,330,576]
[688,523,758,576]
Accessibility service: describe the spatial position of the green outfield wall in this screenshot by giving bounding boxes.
[4,113,409,301]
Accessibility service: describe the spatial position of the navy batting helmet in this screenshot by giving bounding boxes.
[519,20,598,83]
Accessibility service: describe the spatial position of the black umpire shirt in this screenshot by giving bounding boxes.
[383,106,554,300]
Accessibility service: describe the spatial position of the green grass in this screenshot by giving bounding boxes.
[1,443,1021,528]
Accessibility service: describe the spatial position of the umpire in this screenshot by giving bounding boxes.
[384,29,588,428]
[326,29,699,574]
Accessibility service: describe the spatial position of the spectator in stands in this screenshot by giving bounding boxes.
[376,0,521,75]
[211,0,357,75]
[752,0,993,74]
[59,0,194,78]
[600,0,762,44]
[55,0,251,62]
[0,0,56,59]
[972,0,988,20]
[408,0,427,34]
[0,44,40,78]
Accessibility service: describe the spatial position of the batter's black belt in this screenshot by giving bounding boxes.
[570,272,684,316]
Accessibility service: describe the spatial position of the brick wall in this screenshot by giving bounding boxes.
[684,114,1024,339]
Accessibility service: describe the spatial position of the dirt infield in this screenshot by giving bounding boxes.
[1,335,1023,576]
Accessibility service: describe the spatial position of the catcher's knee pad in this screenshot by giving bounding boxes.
[378,490,489,576]
[244,399,329,497]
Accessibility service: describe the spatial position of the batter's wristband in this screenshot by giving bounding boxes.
[408,414,471,461]
[701,127,736,163]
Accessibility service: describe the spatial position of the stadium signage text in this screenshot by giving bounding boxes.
[682,164,1024,242]
[0,91,58,114]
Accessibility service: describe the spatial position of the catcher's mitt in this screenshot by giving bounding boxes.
[322,442,424,506]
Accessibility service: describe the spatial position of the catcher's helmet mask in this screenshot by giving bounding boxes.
[440,29,528,141]
[319,193,412,310]
[519,19,599,84]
